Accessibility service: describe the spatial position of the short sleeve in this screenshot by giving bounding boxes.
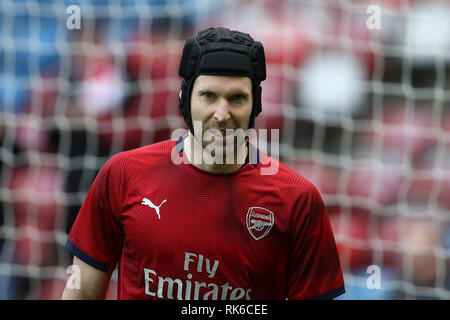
[66,156,124,273]
[286,185,345,299]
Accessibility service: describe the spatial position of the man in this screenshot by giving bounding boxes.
[61,27,345,300]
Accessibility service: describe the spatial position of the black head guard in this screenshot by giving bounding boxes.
[178,27,266,134]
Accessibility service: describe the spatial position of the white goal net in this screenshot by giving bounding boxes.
[0,0,449,299]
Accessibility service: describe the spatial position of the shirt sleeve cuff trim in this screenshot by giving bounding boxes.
[66,238,110,272]
[310,285,345,300]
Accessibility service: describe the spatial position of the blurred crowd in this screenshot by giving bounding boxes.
[0,0,449,299]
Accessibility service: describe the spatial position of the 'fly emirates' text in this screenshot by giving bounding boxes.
[144,252,251,300]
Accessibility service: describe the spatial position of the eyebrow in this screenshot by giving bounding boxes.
[197,88,250,98]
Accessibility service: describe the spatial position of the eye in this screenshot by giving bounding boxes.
[230,94,247,103]
[201,91,216,99]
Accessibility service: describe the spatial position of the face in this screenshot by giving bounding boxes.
[190,75,253,152]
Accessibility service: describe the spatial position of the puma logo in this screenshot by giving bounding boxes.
[141,198,167,219]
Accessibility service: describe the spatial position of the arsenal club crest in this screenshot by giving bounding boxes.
[246,207,274,240]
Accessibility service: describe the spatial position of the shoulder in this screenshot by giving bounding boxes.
[258,151,319,196]
[95,139,178,197]
[99,139,178,184]
[106,139,177,168]
[256,151,325,216]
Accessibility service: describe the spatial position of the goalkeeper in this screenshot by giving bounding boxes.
[61,27,344,300]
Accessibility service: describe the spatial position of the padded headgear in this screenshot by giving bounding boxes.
[178,27,266,134]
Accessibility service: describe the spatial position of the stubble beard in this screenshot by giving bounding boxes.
[200,126,248,165]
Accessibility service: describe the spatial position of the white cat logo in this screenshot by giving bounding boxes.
[141,198,167,219]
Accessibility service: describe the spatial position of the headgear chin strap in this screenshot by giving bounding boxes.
[178,27,266,135]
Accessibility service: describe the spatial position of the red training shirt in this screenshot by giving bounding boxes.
[66,135,345,299]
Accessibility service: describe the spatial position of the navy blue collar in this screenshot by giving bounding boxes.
[175,134,259,169]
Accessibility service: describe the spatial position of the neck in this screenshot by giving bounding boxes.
[183,133,248,174]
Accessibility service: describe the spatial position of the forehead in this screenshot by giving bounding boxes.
[193,75,252,93]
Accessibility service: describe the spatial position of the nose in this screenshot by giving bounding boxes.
[213,99,231,122]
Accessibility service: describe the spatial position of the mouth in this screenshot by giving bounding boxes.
[205,129,236,144]
[209,128,235,137]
